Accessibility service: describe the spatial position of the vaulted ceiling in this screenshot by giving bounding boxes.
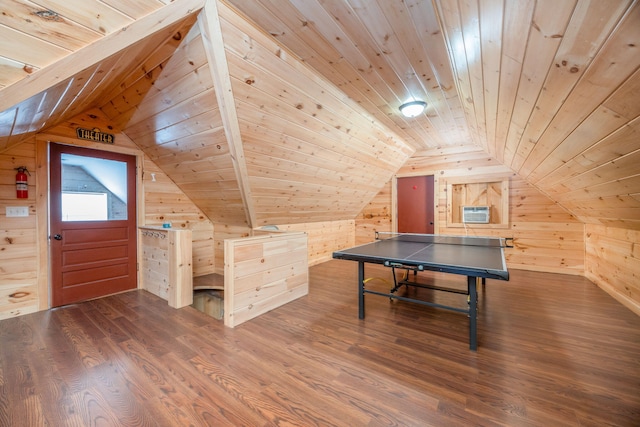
[0,0,638,229]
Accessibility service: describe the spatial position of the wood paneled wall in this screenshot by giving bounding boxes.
[462,178,584,274]
[221,1,414,226]
[224,231,308,327]
[142,155,215,277]
[94,4,413,230]
[585,224,640,316]
[356,183,392,245]
[276,220,355,266]
[0,139,38,319]
[433,0,639,230]
[212,220,355,275]
[0,111,216,319]
[213,224,252,275]
[104,23,252,229]
[356,147,585,275]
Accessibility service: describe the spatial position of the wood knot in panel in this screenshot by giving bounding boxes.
[9,291,30,299]
[34,10,60,21]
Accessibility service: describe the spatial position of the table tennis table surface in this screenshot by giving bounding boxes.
[333,233,509,281]
[332,233,510,350]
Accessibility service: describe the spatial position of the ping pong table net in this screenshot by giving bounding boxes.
[374,232,513,248]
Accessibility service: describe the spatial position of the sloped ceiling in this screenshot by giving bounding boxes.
[0,0,639,229]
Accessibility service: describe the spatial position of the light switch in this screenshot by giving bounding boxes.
[6,206,29,217]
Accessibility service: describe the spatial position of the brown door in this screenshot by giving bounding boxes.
[397,175,434,234]
[50,143,137,307]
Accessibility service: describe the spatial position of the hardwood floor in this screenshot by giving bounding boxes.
[1,261,639,426]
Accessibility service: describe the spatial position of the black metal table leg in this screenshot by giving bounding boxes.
[468,276,478,351]
[358,261,365,319]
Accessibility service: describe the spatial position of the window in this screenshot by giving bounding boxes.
[61,193,108,221]
[60,154,128,221]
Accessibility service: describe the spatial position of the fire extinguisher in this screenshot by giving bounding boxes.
[15,166,30,199]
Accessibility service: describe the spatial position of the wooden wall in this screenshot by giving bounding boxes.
[142,155,215,277]
[0,110,216,319]
[585,224,640,316]
[276,220,354,266]
[458,178,584,274]
[94,4,414,230]
[212,220,355,275]
[356,147,585,275]
[0,138,38,319]
[220,1,414,226]
[213,223,252,275]
[102,22,252,229]
[356,183,392,245]
[224,231,308,327]
[433,1,640,232]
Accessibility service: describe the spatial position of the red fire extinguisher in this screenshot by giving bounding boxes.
[15,167,29,199]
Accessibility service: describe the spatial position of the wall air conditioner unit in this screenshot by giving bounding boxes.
[462,206,490,224]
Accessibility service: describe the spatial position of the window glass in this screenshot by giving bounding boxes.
[61,154,128,221]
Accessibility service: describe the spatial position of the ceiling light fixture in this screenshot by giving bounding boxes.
[399,100,427,118]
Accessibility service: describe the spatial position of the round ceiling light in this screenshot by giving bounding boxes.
[399,100,427,118]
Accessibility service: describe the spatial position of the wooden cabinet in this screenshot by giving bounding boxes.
[139,226,193,308]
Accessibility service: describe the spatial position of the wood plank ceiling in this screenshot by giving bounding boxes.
[0,0,638,229]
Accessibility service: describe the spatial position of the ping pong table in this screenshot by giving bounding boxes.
[332,232,510,350]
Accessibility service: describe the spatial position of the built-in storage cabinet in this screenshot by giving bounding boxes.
[139,226,193,308]
[446,178,509,229]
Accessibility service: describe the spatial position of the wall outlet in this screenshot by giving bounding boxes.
[6,206,29,217]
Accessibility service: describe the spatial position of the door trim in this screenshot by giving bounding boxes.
[35,134,145,309]
[392,172,439,234]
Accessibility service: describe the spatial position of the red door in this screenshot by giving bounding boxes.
[397,175,434,234]
[50,143,137,307]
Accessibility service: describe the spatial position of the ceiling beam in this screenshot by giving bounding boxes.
[0,0,206,113]
[197,0,256,228]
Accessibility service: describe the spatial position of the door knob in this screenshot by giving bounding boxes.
[53,234,62,240]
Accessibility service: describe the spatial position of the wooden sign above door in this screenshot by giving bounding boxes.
[76,127,115,144]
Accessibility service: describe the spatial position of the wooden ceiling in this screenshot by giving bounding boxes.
[0,0,638,229]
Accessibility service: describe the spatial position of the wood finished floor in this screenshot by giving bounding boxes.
[1,261,639,426]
